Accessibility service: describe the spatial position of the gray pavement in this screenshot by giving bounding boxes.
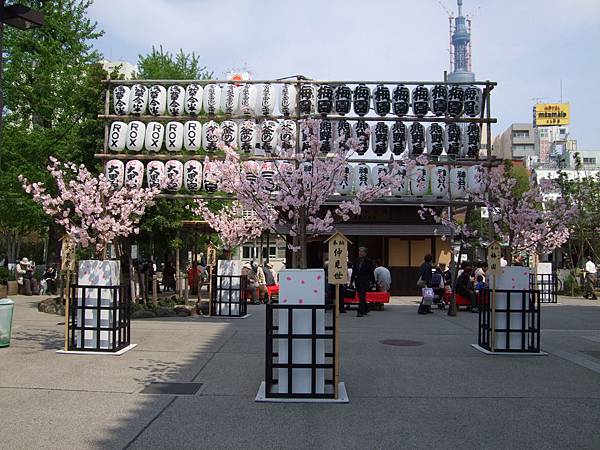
[1,295,600,449]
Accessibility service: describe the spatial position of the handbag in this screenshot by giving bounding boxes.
[416,276,427,288]
[344,286,357,299]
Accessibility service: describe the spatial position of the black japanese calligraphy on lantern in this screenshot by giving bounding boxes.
[317,84,334,115]
[186,84,201,114]
[336,120,352,152]
[430,84,448,116]
[374,164,387,187]
[463,86,481,117]
[239,122,256,153]
[435,167,448,194]
[390,121,407,156]
[319,119,333,153]
[168,85,183,115]
[260,84,273,115]
[353,120,370,155]
[148,85,165,116]
[280,84,294,116]
[113,86,129,115]
[337,165,351,192]
[221,121,237,147]
[204,122,219,152]
[353,84,371,116]
[166,163,182,191]
[409,123,425,155]
[222,85,237,115]
[428,123,444,156]
[412,85,430,117]
[147,165,162,189]
[130,84,147,114]
[357,164,370,187]
[261,121,277,154]
[205,85,217,115]
[373,122,389,156]
[278,120,296,152]
[392,85,410,116]
[457,170,467,193]
[447,85,464,116]
[373,84,391,116]
[185,163,200,191]
[298,85,315,114]
[334,85,352,115]
[446,123,462,155]
[465,123,481,158]
[106,162,122,189]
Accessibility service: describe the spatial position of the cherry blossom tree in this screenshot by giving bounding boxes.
[19,157,159,257]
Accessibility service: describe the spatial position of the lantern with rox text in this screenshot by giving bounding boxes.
[167,85,185,115]
[125,160,144,189]
[165,122,184,152]
[258,83,276,116]
[373,84,391,116]
[278,119,296,154]
[317,84,334,115]
[184,160,203,192]
[391,163,408,196]
[145,122,164,152]
[220,84,238,115]
[105,160,124,189]
[165,160,184,192]
[260,120,279,155]
[202,120,220,152]
[392,84,410,116]
[239,120,259,154]
[129,84,148,115]
[431,166,449,198]
[203,84,221,115]
[279,84,297,116]
[467,165,485,194]
[126,121,145,152]
[298,84,316,115]
[430,84,448,116]
[389,121,407,156]
[148,85,167,116]
[409,165,430,197]
[239,84,257,115]
[463,85,482,117]
[108,121,127,152]
[184,121,202,151]
[336,163,353,195]
[445,123,462,156]
[427,123,445,156]
[221,120,238,150]
[318,119,333,153]
[450,167,468,199]
[354,163,371,189]
[146,161,165,190]
[353,120,370,155]
[464,122,481,158]
[335,120,352,152]
[334,85,352,115]
[203,161,219,193]
[372,122,389,157]
[371,163,388,189]
[113,86,130,115]
[185,83,203,115]
[408,122,426,156]
[412,85,430,117]
[353,84,370,116]
[447,85,464,117]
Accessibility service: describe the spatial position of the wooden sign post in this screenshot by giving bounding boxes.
[206,243,217,316]
[325,231,351,399]
[60,237,76,351]
[487,241,502,352]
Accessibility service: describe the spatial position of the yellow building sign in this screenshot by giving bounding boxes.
[535,103,570,126]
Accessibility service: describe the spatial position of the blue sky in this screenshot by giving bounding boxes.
[88,0,600,149]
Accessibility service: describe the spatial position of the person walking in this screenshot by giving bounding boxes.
[417,254,434,314]
[583,256,598,300]
[374,259,391,292]
[42,265,57,295]
[351,247,375,317]
[162,261,176,292]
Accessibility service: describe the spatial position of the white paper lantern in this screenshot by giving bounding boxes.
[353,163,371,189]
[427,123,445,156]
[238,120,259,154]
[371,122,389,157]
[430,84,448,116]
[258,83,276,116]
[279,84,297,116]
[125,160,144,188]
[300,123,315,153]
[467,165,485,194]
[463,122,481,158]
[392,85,410,116]
[389,121,407,156]
[336,163,353,195]
[463,85,482,117]
[318,119,333,153]
[352,120,370,156]
[447,85,464,117]
[373,84,391,116]
[184,83,203,115]
[220,84,239,115]
[105,159,124,189]
[108,121,127,152]
[353,84,370,116]
[408,122,426,156]
[334,85,352,115]
[146,161,165,189]
[202,120,220,152]
[220,120,238,150]
[391,164,408,196]
[412,85,430,117]
[165,160,184,192]
[167,85,185,115]
[239,84,257,115]
[184,160,203,192]
[243,160,260,187]
[203,161,219,193]
[144,122,164,152]
[129,84,148,115]
[165,121,184,152]
[450,167,468,198]
[183,121,202,151]
[316,84,334,115]
[260,120,279,155]
[260,161,276,192]
[298,84,316,115]
[126,121,145,152]
[147,85,166,116]
[113,86,130,115]
[335,120,352,152]
[278,119,296,154]
[431,166,449,198]
[445,123,462,156]
[409,165,430,196]
[371,163,388,188]
[203,84,221,115]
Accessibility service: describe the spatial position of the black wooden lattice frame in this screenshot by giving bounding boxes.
[531,273,558,304]
[210,274,248,317]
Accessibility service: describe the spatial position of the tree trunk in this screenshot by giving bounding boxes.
[298,208,308,269]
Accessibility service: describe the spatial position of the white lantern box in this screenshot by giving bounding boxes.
[185,83,203,115]
[125,160,144,189]
[105,159,124,189]
[184,160,203,192]
[445,123,462,156]
[447,85,464,117]
[352,120,370,155]
[430,84,448,116]
[165,160,184,192]
[353,84,370,116]
[389,121,407,156]
[279,84,297,116]
[221,120,238,150]
[202,120,220,153]
[316,84,334,115]
[113,86,130,115]
[412,85,430,117]
[391,164,408,197]
[371,163,388,189]
[408,122,426,156]
[203,84,221,115]
[258,83,276,116]
[336,163,353,195]
[183,121,202,152]
[353,163,371,189]
[450,167,468,199]
[239,120,259,154]
[371,122,389,157]
[373,84,391,116]
[108,121,127,152]
[167,85,185,116]
[278,119,296,154]
[431,166,449,198]
[203,161,219,193]
[239,84,257,116]
[146,161,165,190]
[409,165,430,197]
[298,84,316,115]
[426,123,445,157]
[467,165,485,194]
[126,121,145,152]
[220,84,238,115]
[392,85,410,116]
[144,122,164,152]
[261,120,279,155]
[165,122,184,152]
[147,85,166,116]
[334,85,352,116]
[129,84,148,115]
[463,85,482,117]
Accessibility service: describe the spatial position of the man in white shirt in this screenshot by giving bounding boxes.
[584,256,597,300]
[374,259,391,293]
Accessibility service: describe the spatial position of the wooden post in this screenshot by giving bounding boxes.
[63,268,71,351]
[491,275,496,352]
[176,240,181,297]
[208,265,213,316]
[152,275,158,306]
[334,284,340,399]
[487,241,502,352]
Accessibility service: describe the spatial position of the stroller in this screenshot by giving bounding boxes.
[431,272,446,310]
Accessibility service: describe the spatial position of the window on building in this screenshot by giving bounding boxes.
[512,144,535,156]
[512,130,530,138]
[583,157,596,165]
[241,245,278,260]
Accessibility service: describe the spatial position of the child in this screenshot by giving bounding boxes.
[475,275,486,292]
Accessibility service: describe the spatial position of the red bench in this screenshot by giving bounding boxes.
[344,291,391,310]
[266,284,279,302]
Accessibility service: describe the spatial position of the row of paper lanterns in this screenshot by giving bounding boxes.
[108,119,481,158]
[105,158,485,198]
[113,83,483,119]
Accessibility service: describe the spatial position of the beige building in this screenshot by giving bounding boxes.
[492,123,536,161]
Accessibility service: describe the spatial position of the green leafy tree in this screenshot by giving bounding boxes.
[136,45,212,80]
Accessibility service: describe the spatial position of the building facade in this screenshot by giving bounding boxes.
[492,123,536,161]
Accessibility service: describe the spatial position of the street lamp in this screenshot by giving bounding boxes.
[0,0,44,171]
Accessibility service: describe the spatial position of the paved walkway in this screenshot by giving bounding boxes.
[1,295,600,449]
